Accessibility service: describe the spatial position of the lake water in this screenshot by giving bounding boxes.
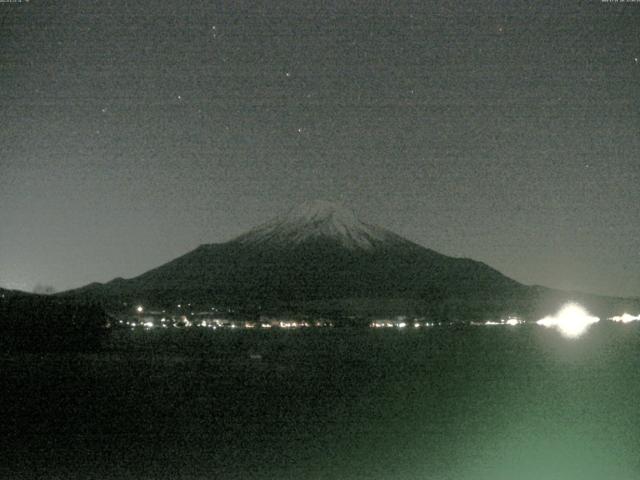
[2,324,639,479]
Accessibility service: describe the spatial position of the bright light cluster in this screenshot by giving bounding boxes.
[369,320,435,329]
[537,303,599,338]
[609,313,640,323]
[278,321,311,328]
[475,317,521,326]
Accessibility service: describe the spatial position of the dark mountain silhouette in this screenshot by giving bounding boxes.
[59,201,639,320]
[0,288,110,351]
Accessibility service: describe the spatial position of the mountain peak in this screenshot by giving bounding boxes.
[233,200,401,250]
[282,200,358,225]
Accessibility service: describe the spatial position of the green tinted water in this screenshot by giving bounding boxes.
[1,324,639,479]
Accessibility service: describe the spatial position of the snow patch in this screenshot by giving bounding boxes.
[235,200,401,250]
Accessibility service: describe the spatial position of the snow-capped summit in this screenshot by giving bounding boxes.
[280,200,358,225]
[234,200,402,250]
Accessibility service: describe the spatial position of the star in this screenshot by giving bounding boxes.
[296,127,303,133]
[285,72,291,78]
[635,57,639,64]
[177,95,182,100]
[101,107,108,113]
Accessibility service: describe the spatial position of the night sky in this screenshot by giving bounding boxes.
[1,0,639,297]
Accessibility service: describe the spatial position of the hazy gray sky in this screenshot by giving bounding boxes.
[1,0,639,297]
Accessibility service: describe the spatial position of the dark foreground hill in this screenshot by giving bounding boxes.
[0,289,110,351]
[59,201,639,320]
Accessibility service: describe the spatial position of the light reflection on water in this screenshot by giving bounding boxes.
[2,322,640,479]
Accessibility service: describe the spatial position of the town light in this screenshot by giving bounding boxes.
[609,313,640,323]
[537,303,599,338]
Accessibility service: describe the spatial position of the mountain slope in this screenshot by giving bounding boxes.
[60,201,521,313]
